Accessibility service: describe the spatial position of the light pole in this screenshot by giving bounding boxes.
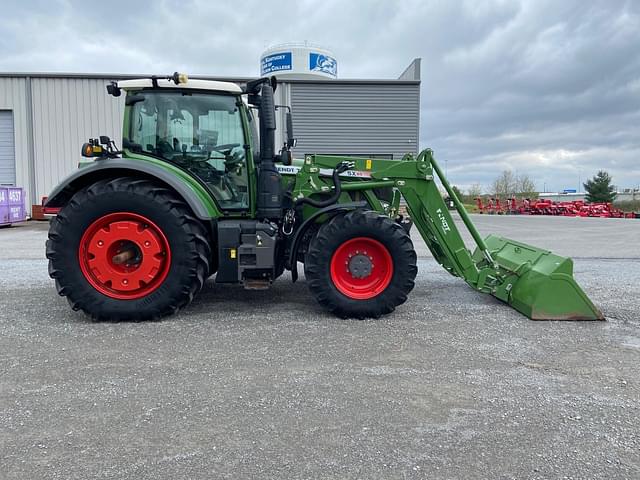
[578,171,581,193]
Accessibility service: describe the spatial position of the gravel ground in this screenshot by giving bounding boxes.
[0,215,639,479]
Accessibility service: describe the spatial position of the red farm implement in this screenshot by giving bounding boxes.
[475,197,636,219]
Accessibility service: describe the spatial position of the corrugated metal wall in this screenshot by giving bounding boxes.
[290,82,419,159]
[30,78,124,201]
[0,76,124,206]
[0,77,30,202]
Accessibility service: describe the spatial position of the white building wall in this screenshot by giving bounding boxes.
[30,77,124,202]
[0,77,31,204]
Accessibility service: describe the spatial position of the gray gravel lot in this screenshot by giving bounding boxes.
[0,215,639,479]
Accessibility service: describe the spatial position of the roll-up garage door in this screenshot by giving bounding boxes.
[0,111,16,185]
[290,82,420,160]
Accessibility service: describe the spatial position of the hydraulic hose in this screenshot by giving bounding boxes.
[294,161,354,209]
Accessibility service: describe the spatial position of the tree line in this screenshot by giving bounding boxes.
[451,170,618,204]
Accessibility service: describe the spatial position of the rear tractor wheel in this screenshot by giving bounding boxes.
[46,178,211,321]
[304,210,417,319]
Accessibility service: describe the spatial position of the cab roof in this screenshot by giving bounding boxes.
[117,78,242,94]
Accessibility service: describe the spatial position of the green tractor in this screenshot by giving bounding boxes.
[45,73,603,321]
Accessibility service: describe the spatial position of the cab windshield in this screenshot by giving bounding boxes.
[124,90,249,209]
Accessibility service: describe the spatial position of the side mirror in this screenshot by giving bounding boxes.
[106,82,121,97]
[286,112,296,148]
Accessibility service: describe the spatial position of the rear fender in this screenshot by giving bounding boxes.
[45,159,221,220]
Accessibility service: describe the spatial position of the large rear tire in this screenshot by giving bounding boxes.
[46,178,211,321]
[304,210,417,319]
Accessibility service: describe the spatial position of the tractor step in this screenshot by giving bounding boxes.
[243,278,271,290]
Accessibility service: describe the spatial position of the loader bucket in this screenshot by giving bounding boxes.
[475,235,604,321]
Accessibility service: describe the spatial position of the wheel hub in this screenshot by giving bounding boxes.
[78,212,171,300]
[348,254,373,279]
[330,237,393,300]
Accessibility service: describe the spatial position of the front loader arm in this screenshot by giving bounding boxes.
[371,150,499,293]
[390,150,602,320]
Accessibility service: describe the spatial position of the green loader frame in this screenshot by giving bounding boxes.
[290,149,603,321]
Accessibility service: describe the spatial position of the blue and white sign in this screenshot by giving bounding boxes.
[309,52,337,77]
[563,189,577,193]
[261,52,292,76]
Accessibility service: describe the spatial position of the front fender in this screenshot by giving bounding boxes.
[45,159,221,220]
[287,201,367,282]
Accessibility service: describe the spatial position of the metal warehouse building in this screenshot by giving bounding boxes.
[0,58,420,209]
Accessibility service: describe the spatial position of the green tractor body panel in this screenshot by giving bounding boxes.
[123,150,223,217]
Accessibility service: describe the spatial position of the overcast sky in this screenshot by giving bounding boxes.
[1,0,639,192]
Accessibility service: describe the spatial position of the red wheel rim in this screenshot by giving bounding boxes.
[78,212,171,300]
[330,237,393,300]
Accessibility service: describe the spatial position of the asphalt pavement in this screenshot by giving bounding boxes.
[0,215,638,479]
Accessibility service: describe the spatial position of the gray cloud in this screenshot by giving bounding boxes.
[1,0,638,192]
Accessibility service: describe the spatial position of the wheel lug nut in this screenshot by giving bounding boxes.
[97,241,104,246]
[122,279,128,285]
[144,241,151,247]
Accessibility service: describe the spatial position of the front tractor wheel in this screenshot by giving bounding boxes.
[304,210,417,319]
[46,178,211,321]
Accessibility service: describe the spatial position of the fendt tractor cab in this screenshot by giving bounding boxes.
[45,73,603,322]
